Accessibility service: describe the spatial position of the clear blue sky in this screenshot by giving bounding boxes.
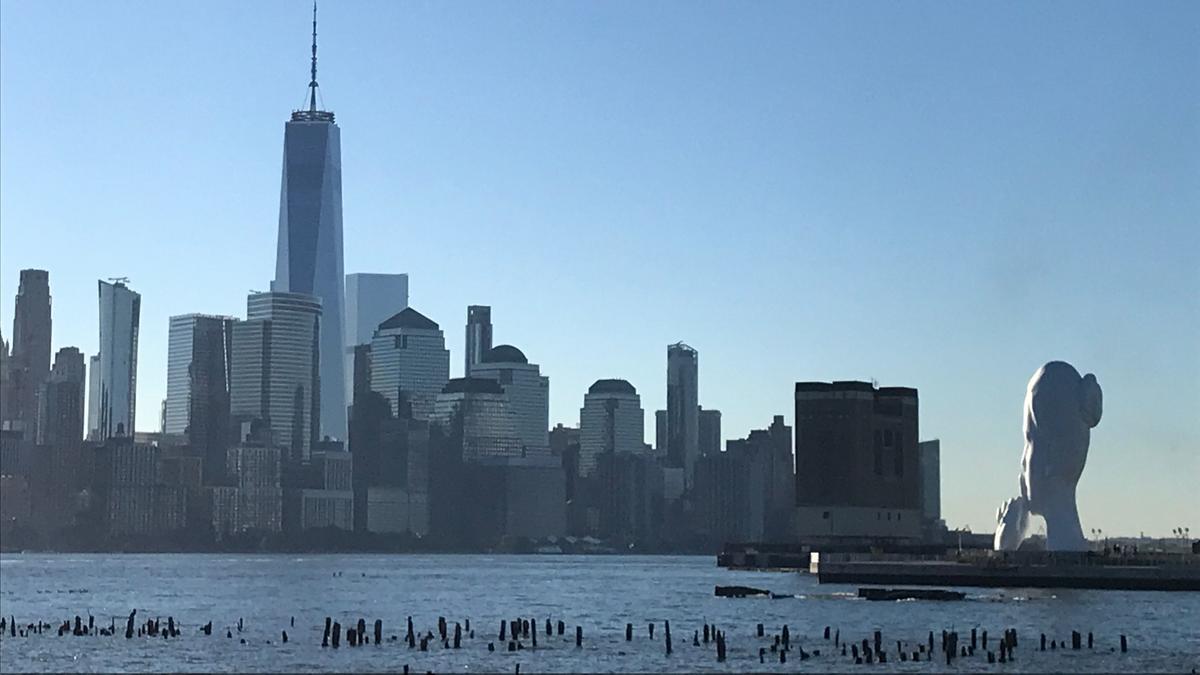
[1,1,1196,536]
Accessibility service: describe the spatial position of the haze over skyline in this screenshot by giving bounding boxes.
[1,1,1196,535]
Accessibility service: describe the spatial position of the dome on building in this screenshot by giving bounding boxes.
[482,344,527,364]
[588,378,636,395]
[378,307,438,331]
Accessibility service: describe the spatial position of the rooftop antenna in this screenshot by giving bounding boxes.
[107,276,130,285]
[308,1,319,113]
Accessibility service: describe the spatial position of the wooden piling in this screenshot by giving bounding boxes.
[557,620,564,636]
[649,622,654,640]
[332,622,341,648]
[376,620,383,645]
[575,626,582,647]
[1120,634,1127,653]
[626,623,632,641]
[454,622,462,649]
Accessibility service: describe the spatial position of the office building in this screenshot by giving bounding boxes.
[793,381,920,540]
[163,314,234,483]
[229,292,321,463]
[272,6,347,442]
[431,377,523,462]
[7,269,52,439]
[94,279,141,440]
[578,379,645,477]
[36,347,87,448]
[654,410,666,454]
[209,445,283,536]
[469,345,549,453]
[918,439,941,523]
[94,439,188,537]
[464,305,493,375]
[344,272,408,396]
[369,308,450,421]
[693,446,767,546]
[726,415,794,541]
[0,334,11,426]
[699,407,721,457]
[666,342,698,485]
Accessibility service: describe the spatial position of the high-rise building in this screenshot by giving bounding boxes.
[164,314,234,483]
[578,379,645,477]
[699,407,721,457]
[94,279,141,440]
[469,345,549,453]
[693,444,767,546]
[0,334,11,426]
[369,308,450,421]
[344,273,408,397]
[272,5,346,442]
[464,305,493,376]
[229,292,322,463]
[793,381,920,540]
[666,342,698,485]
[654,409,666,454]
[726,415,794,541]
[86,354,100,440]
[918,439,941,524]
[36,347,86,447]
[431,377,523,462]
[8,269,52,439]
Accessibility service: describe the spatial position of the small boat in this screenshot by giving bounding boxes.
[858,587,966,601]
[714,584,771,598]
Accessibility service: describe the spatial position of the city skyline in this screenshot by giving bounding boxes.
[1,1,1196,535]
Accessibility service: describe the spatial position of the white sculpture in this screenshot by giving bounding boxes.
[994,361,1102,552]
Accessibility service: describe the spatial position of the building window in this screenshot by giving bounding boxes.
[874,447,883,476]
[822,511,830,520]
[894,446,904,477]
[884,429,893,446]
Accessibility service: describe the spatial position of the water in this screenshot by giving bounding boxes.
[0,553,1196,673]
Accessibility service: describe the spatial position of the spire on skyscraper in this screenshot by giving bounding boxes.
[309,1,319,113]
[294,1,333,122]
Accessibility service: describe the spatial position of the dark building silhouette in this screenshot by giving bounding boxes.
[665,342,698,485]
[726,415,794,541]
[693,446,766,547]
[464,305,493,376]
[698,407,721,458]
[793,381,920,540]
[37,347,86,448]
[7,269,52,439]
[164,315,234,485]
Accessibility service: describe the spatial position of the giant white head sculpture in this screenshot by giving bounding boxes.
[994,361,1102,551]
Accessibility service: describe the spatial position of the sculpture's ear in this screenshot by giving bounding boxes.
[1080,373,1102,428]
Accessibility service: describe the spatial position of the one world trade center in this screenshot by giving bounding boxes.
[273,3,346,439]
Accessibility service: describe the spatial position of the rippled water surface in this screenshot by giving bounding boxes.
[0,554,1196,673]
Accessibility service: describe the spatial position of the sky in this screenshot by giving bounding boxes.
[1,1,1197,537]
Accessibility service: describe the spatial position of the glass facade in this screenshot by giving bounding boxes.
[470,357,549,453]
[369,311,450,421]
[666,342,698,485]
[274,117,346,441]
[579,379,645,477]
[96,280,141,440]
[230,292,322,462]
[343,273,409,398]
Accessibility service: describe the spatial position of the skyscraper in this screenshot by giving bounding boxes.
[86,354,100,440]
[273,4,346,441]
[344,273,409,397]
[698,407,721,457]
[578,379,645,477]
[918,439,941,524]
[164,314,234,483]
[464,305,492,376]
[369,308,450,421]
[666,342,698,485]
[431,377,523,462]
[37,347,86,447]
[8,269,52,438]
[95,279,141,440]
[229,292,322,463]
[469,345,549,453]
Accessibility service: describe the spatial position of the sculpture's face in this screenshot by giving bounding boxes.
[1021,362,1103,511]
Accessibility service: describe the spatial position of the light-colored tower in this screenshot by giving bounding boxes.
[578,379,645,477]
[344,272,409,397]
[96,279,141,439]
[469,345,549,453]
[369,308,450,421]
[230,292,321,463]
[666,342,698,486]
[273,3,346,441]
